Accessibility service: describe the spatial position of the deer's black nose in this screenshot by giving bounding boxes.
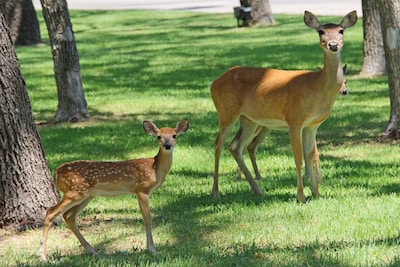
[329,42,339,51]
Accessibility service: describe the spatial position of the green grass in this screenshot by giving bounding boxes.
[1,10,400,267]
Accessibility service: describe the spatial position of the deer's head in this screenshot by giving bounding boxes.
[304,11,357,53]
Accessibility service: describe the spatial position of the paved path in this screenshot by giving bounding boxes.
[33,0,362,16]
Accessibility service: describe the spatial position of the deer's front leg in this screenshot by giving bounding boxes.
[289,126,306,203]
[136,192,157,255]
[302,127,320,199]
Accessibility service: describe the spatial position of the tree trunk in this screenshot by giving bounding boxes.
[246,0,275,26]
[0,13,60,230]
[377,0,400,140]
[359,0,386,77]
[40,0,89,123]
[0,0,41,46]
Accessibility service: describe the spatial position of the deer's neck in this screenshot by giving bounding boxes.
[153,149,173,182]
[322,51,344,92]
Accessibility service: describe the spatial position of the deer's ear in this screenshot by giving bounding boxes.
[339,10,357,29]
[175,119,189,136]
[143,121,159,135]
[304,11,321,30]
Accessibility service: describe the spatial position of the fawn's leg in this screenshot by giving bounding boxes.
[136,192,157,255]
[62,196,97,256]
[38,193,87,261]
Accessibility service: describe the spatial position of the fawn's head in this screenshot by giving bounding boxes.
[304,10,357,53]
[143,119,189,152]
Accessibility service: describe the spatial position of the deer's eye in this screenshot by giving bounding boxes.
[157,136,161,140]
[173,135,177,139]
[339,29,344,34]
[318,30,324,35]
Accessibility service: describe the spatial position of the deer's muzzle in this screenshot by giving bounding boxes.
[328,42,339,51]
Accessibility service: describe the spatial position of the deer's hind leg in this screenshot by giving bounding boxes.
[213,112,240,198]
[229,117,263,195]
[235,122,269,181]
[247,126,270,181]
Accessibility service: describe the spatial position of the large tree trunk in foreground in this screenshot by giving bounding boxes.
[0,0,41,46]
[40,0,89,123]
[377,0,400,140]
[359,0,386,77]
[0,13,60,230]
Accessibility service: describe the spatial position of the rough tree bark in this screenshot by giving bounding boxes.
[0,0,41,46]
[251,0,274,25]
[359,0,386,77]
[377,0,400,140]
[40,0,89,123]
[242,0,275,26]
[0,13,60,230]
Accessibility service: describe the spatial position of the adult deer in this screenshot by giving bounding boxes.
[234,65,348,181]
[38,119,189,261]
[210,11,357,202]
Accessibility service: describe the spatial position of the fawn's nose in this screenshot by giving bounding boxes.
[340,89,348,95]
[163,143,172,150]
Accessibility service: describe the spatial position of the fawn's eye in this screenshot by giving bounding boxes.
[157,136,161,140]
[318,30,324,35]
[173,135,177,139]
[339,29,344,34]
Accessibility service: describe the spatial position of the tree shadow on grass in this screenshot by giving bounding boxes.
[40,189,400,267]
[34,234,400,267]
[33,146,400,266]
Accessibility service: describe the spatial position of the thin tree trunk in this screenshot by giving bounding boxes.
[0,13,60,230]
[378,0,400,140]
[359,0,386,77]
[40,0,89,123]
[247,0,275,26]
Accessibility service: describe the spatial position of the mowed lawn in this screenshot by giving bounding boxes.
[1,10,399,267]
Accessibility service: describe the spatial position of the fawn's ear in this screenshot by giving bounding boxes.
[143,121,159,135]
[175,119,189,136]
